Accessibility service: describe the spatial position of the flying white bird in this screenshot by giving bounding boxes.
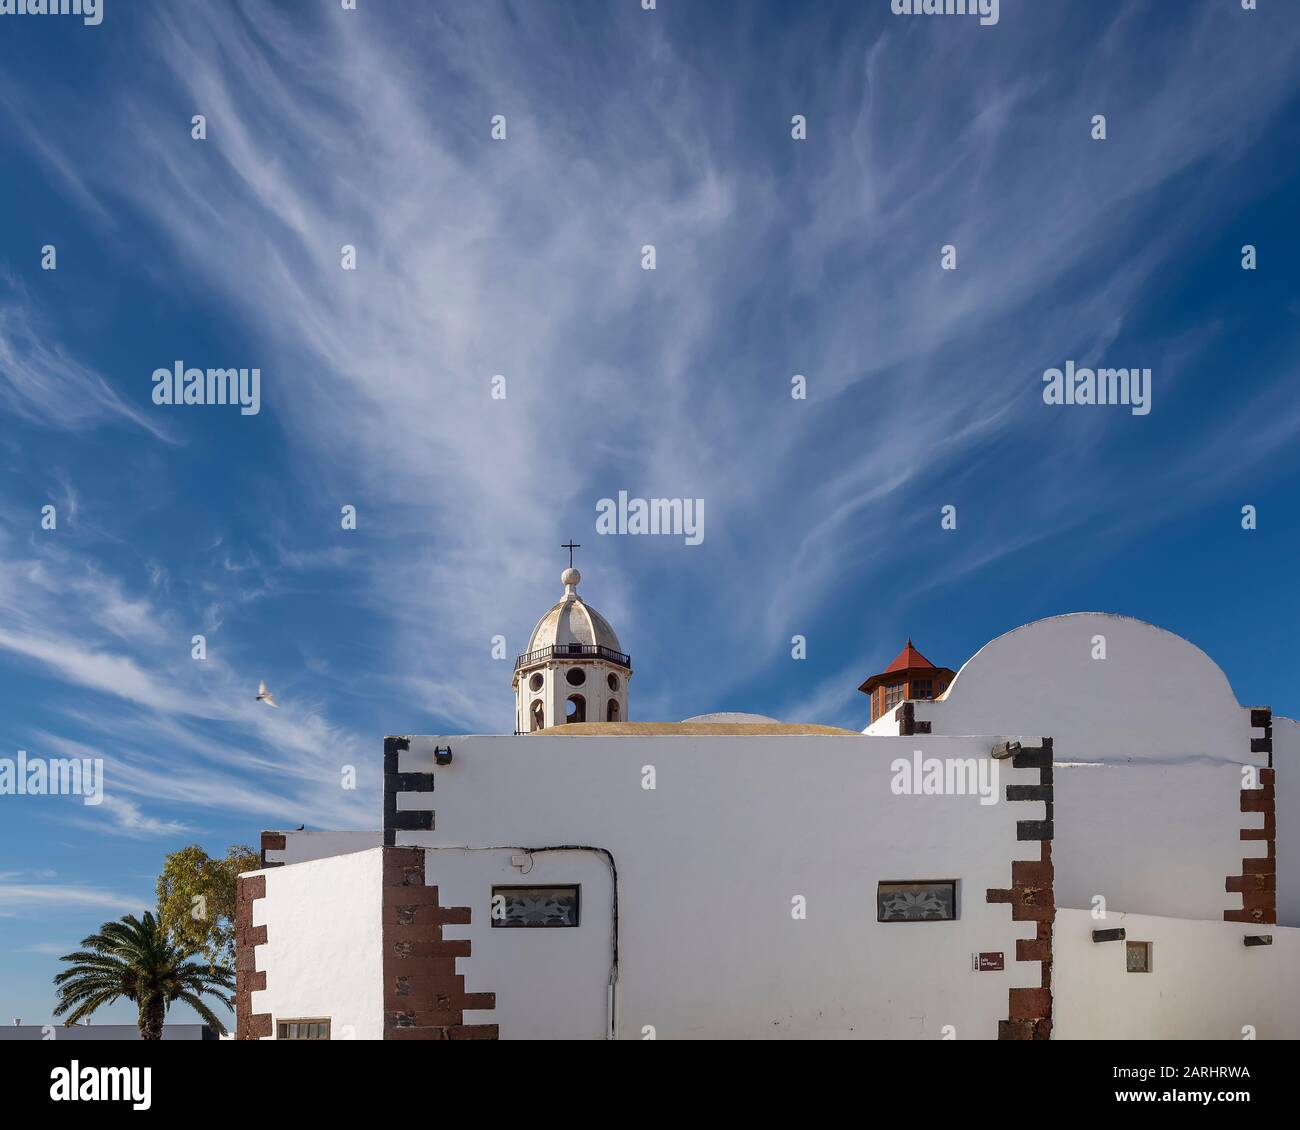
[256,680,279,708]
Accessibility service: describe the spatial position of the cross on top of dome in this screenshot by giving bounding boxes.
[561,540,581,591]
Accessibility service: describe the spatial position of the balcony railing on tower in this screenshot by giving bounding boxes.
[514,643,631,671]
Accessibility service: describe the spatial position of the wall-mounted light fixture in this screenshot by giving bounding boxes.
[991,740,1022,760]
[434,745,453,766]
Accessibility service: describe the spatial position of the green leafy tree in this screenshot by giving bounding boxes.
[53,911,234,1039]
[156,843,260,966]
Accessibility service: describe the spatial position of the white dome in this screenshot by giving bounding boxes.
[524,569,624,657]
[515,561,632,732]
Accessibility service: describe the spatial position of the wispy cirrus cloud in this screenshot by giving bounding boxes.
[1,0,1298,743]
[71,0,1300,731]
[0,881,150,917]
[0,276,174,443]
[18,941,77,956]
[0,516,372,834]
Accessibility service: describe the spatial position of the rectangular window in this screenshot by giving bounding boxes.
[491,885,580,928]
[913,679,933,699]
[277,1018,330,1040]
[877,880,957,922]
[1126,941,1152,973]
[883,684,904,711]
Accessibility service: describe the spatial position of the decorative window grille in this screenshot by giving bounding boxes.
[1126,941,1152,973]
[491,885,580,928]
[278,1018,330,1040]
[877,880,957,922]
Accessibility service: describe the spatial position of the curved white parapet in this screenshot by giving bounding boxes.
[934,612,1246,760]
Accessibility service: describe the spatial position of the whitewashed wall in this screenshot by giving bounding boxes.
[243,611,1300,1038]
[250,849,386,1040]
[423,848,613,1040]
[900,614,1251,757]
[1052,762,1249,921]
[263,830,382,867]
[871,614,1276,923]
[1054,909,1300,1039]
[1275,717,1299,928]
[398,733,1045,1040]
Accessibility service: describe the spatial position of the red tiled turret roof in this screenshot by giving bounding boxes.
[858,639,955,697]
[881,639,935,674]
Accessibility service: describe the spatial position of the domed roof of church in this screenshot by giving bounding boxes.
[524,568,624,656]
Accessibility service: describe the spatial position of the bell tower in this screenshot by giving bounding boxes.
[513,544,632,732]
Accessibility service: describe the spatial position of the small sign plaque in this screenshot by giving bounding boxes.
[975,951,1004,972]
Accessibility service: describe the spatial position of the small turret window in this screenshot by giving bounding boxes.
[565,695,586,723]
[565,667,586,687]
[529,672,544,692]
[607,673,619,692]
[607,700,620,722]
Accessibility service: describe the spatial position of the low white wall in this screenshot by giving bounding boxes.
[0,1024,213,1041]
[1054,909,1300,1039]
[251,849,386,1039]
[399,733,1047,1039]
[264,830,382,867]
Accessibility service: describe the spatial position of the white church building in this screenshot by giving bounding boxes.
[235,564,1300,1040]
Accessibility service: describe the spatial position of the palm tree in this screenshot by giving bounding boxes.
[53,911,234,1040]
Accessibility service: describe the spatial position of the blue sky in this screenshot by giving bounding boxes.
[1,0,1299,1027]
